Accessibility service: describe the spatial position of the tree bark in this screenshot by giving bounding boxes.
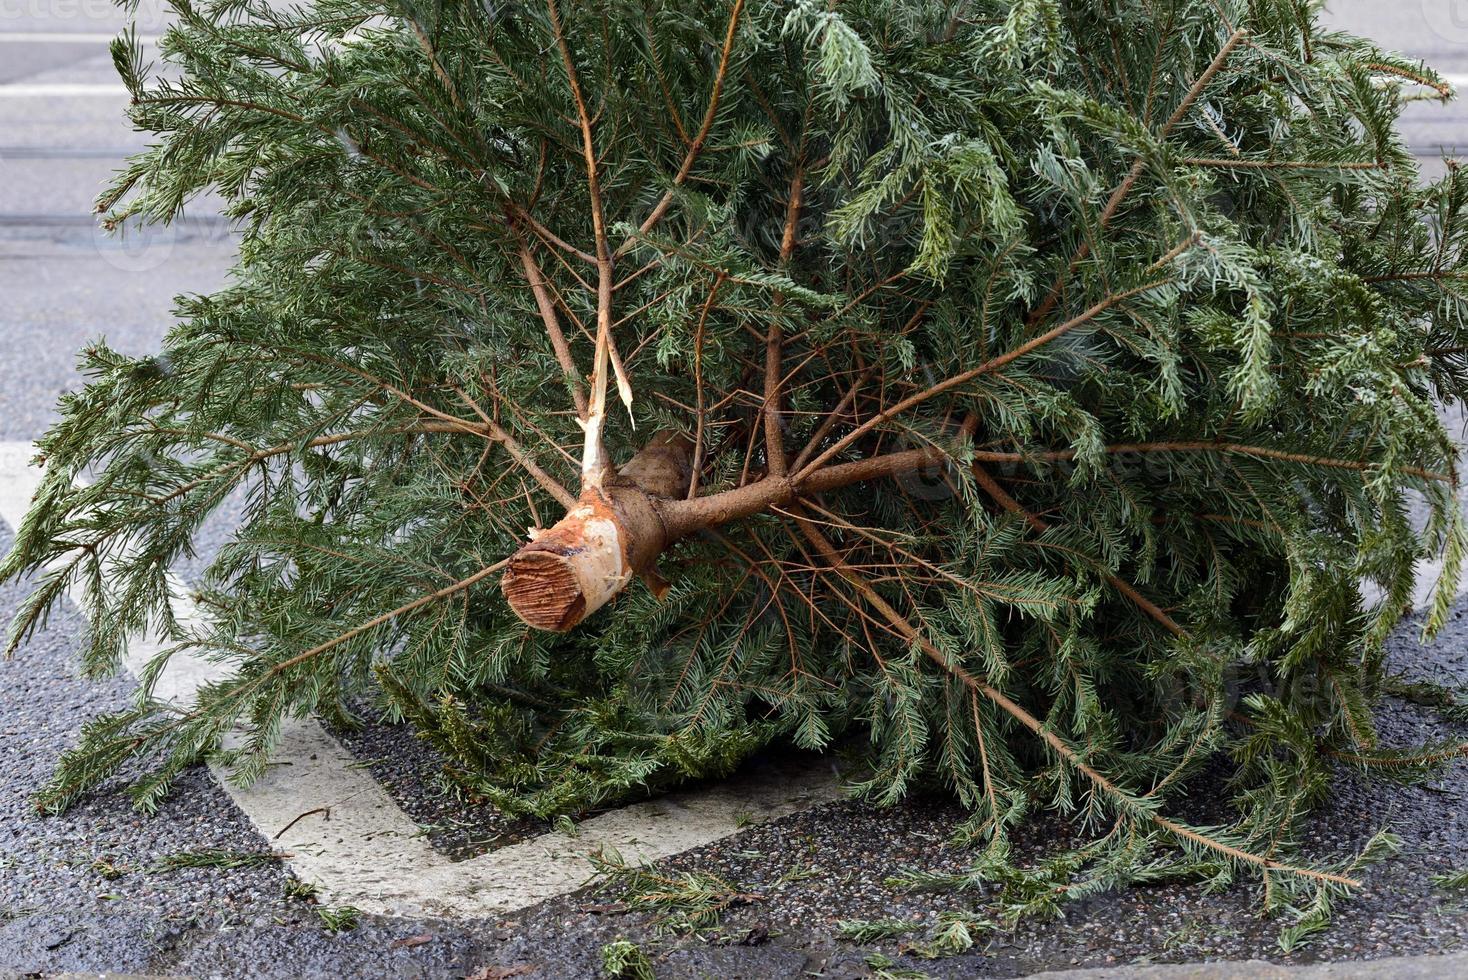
[501,431,963,632]
[500,431,691,631]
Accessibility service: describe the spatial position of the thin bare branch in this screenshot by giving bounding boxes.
[970,441,1452,484]
[764,166,805,477]
[968,463,1187,637]
[515,232,588,421]
[795,278,1172,481]
[790,513,1360,889]
[617,0,747,256]
[547,0,618,488]
[688,275,726,498]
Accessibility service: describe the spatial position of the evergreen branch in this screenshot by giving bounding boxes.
[129,93,308,124]
[661,443,979,537]
[1363,62,1451,99]
[619,0,748,255]
[128,419,510,505]
[1180,158,1385,170]
[795,278,1174,479]
[793,500,1070,613]
[505,201,597,266]
[790,365,879,473]
[406,17,465,114]
[1325,744,1468,769]
[1363,270,1468,285]
[1026,28,1247,328]
[791,512,1360,889]
[1433,867,1468,890]
[32,559,508,811]
[284,561,509,665]
[969,442,1453,484]
[289,351,577,508]
[967,463,1187,638]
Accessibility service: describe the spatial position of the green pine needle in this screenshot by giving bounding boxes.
[4,0,1467,947]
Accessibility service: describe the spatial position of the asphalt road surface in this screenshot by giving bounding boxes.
[3,3,1468,978]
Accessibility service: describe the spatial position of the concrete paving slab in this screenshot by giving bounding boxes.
[1030,953,1468,978]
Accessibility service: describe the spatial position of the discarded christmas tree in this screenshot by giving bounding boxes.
[6,0,1468,940]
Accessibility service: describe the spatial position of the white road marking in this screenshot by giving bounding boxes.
[0,32,158,45]
[0,83,129,98]
[0,441,838,916]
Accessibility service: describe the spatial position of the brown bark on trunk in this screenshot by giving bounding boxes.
[500,432,691,631]
[501,430,963,632]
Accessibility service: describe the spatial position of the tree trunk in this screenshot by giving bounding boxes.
[500,432,691,631]
[499,429,974,631]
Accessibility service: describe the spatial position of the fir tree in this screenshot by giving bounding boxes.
[6,0,1468,938]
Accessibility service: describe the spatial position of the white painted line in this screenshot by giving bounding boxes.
[423,756,835,915]
[0,32,159,45]
[0,441,837,916]
[0,83,129,98]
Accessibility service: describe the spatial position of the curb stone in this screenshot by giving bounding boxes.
[1028,953,1468,978]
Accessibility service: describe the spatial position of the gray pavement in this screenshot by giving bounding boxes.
[4,2,1468,978]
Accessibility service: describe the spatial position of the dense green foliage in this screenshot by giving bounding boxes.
[7,0,1468,941]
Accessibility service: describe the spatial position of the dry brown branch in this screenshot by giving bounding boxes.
[763,166,806,478]
[795,278,1173,480]
[689,276,726,498]
[968,463,1187,638]
[969,441,1452,484]
[515,232,588,421]
[619,0,747,255]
